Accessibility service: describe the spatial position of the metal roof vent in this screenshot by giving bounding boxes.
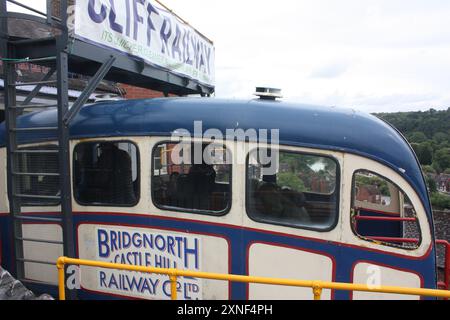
[254,87,282,100]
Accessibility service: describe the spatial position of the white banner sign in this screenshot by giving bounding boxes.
[74,0,215,87]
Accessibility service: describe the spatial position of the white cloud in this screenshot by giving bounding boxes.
[15,0,450,113]
[309,60,352,79]
[8,1,46,14]
[161,0,450,112]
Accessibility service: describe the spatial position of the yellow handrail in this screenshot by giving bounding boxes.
[56,256,450,300]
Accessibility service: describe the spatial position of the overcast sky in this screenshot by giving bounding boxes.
[12,0,450,113]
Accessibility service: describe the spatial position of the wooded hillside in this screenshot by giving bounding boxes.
[374,108,450,210]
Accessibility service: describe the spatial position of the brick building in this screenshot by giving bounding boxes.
[437,174,450,193]
[356,185,382,204]
[117,83,169,100]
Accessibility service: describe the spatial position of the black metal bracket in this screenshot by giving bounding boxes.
[63,55,116,126]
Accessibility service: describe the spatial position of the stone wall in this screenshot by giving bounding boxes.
[433,210,449,270]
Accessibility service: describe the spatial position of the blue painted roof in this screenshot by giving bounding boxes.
[0,97,432,218]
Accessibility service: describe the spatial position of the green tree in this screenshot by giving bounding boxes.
[432,161,443,174]
[422,165,436,174]
[412,142,433,165]
[435,148,450,171]
[430,192,450,210]
[408,131,427,143]
[277,172,306,192]
[426,176,437,194]
[375,108,450,160]
[433,132,448,144]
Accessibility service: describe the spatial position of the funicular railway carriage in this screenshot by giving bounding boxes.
[0,97,439,300]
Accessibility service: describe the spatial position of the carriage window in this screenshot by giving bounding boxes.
[152,142,231,215]
[247,149,339,230]
[352,170,421,250]
[73,141,139,206]
[15,145,60,206]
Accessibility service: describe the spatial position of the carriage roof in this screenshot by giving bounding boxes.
[0,97,430,215]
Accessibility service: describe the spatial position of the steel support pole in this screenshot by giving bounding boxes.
[63,55,116,125]
[1,0,25,280]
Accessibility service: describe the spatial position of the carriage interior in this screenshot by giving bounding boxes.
[152,143,231,213]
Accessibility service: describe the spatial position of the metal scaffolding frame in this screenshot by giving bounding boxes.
[0,0,213,299]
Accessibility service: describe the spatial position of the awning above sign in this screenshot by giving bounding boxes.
[74,0,215,87]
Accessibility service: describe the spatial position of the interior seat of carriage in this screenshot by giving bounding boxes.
[154,164,230,212]
[248,178,336,226]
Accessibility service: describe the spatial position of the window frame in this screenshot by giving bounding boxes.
[150,140,233,217]
[350,169,423,250]
[17,144,60,207]
[245,147,341,232]
[73,140,141,208]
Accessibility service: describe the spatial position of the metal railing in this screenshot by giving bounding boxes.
[3,0,64,26]
[352,209,450,293]
[56,257,450,300]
